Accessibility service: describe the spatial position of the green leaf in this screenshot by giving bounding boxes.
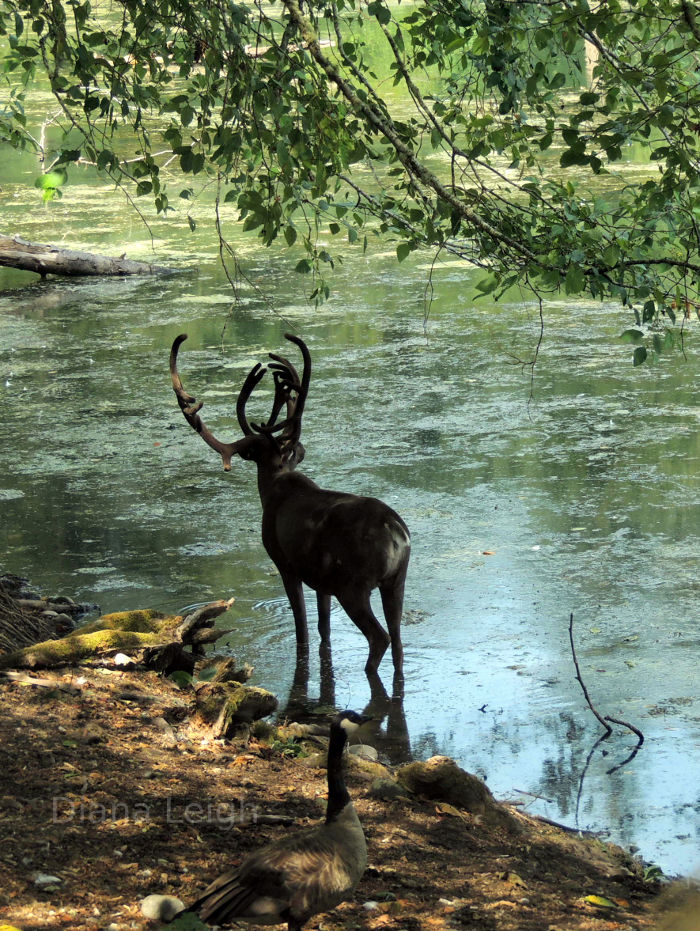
[620,328,644,345]
[549,72,566,89]
[168,911,209,929]
[560,149,588,168]
[564,264,585,294]
[396,241,412,263]
[367,1,391,25]
[57,149,81,164]
[284,225,297,247]
[633,346,648,366]
[602,244,619,266]
[583,895,618,909]
[168,670,193,688]
[34,169,67,191]
[96,149,114,171]
[475,273,498,295]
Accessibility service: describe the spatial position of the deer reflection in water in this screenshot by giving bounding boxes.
[170,333,410,684]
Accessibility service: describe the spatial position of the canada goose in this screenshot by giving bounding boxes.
[175,710,370,930]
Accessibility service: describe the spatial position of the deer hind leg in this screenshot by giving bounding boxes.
[335,588,391,675]
[379,563,407,676]
[316,591,332,643]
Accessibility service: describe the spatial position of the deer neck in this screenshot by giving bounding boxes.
[255,458,294,507]
[255,460,319,511]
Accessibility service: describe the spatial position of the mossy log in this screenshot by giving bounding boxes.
[0,601,235,671]
[0,611,175,669]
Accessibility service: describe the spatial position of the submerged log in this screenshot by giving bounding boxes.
[0,233,178,278]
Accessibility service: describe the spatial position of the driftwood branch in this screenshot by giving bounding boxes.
[0,233,179,278]
[568,613,644,745]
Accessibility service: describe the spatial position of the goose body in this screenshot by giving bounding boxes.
[180,711,369,930]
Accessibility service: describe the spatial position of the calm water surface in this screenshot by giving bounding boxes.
[1,151,699,878]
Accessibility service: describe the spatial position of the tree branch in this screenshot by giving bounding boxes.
[280,0,539,265]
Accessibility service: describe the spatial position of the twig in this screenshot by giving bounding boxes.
[530,813,603,837]
[512,788,554,803]
[568,613,644,745]
[605,714,644,744]
[568,613,612,736]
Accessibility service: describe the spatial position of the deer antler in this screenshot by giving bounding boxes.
[255,335,311,448]
[236,363,267,436]
[170,334,311,468]
[280,333,311,447]
[170,334,247,471]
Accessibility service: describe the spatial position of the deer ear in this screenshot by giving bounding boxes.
[229,433,261,463]
[282,443,305,468]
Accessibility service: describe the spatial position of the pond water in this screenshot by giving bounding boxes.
[2,124,700,878]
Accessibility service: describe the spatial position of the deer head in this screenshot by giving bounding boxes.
[169,333,311,471]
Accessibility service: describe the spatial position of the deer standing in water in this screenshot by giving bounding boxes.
[169,333,410,678]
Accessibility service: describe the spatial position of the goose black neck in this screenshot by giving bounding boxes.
[325,724,351,823]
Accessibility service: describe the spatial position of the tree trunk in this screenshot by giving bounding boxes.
[0,233,179,277]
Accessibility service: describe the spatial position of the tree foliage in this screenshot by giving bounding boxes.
[1,0,700,359]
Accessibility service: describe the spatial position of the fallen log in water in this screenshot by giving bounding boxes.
[0,233,179,277]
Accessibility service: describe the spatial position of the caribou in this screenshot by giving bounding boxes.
[169,333,410,678]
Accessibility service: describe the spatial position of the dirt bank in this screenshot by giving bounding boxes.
[0,666,666,930]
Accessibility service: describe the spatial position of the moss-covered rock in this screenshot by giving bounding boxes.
[397,756,521,833]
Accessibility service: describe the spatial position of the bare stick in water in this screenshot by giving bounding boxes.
[568,612,612,736]
[568,613,644,744]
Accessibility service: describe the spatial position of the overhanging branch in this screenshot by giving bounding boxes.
[280,0,540,266]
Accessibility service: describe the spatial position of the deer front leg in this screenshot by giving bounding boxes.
[316,591,331,642]
[280,572,309,654]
